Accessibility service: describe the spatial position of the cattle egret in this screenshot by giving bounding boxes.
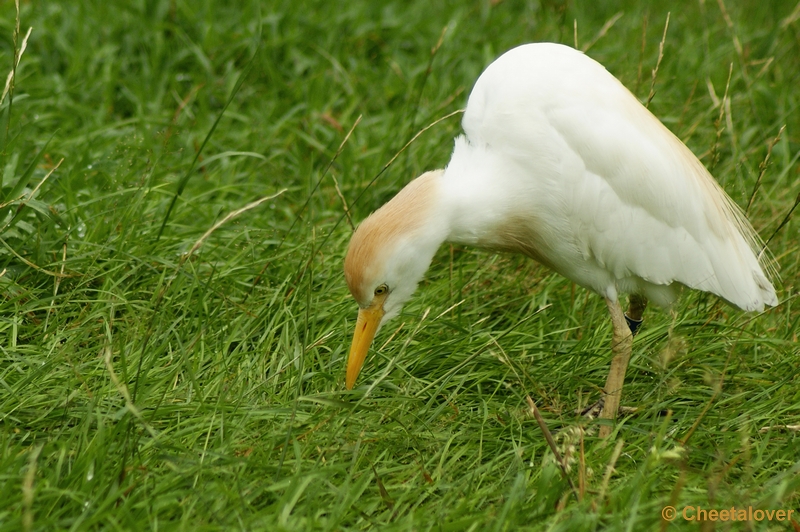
[343,43,777,436]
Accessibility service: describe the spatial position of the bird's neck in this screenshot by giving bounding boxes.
[438,136,533,254]
[382,161,501,253]
[367,138,537,294]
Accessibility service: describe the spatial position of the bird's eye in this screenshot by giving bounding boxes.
[374,284,389,296]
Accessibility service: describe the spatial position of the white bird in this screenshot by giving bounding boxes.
[343,43,777,436]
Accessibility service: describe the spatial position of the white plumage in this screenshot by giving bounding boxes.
[343,43,776,434]
[451,43,775,310]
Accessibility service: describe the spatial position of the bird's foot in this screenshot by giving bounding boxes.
[578,397,638,420]
[579,397,604,420]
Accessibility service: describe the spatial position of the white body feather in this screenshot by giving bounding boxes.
[440,43,776,311]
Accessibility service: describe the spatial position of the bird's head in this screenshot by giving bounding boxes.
[343,170,447,389]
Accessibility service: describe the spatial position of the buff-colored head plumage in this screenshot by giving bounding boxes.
[344,170,443,308]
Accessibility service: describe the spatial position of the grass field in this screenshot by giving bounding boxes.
[1,0,799,530]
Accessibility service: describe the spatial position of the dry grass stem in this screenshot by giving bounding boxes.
[646,11,670,108]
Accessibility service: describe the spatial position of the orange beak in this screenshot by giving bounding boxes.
[345,304,385,389]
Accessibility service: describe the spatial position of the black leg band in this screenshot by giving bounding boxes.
[625,314,643,336]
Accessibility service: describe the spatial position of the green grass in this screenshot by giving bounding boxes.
[1,0,799,530]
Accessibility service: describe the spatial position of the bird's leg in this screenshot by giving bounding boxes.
[580,295,647,424]
[625,294,647,336]
[599,297,633,438]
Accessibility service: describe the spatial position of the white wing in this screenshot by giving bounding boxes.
[459,43,776,311]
